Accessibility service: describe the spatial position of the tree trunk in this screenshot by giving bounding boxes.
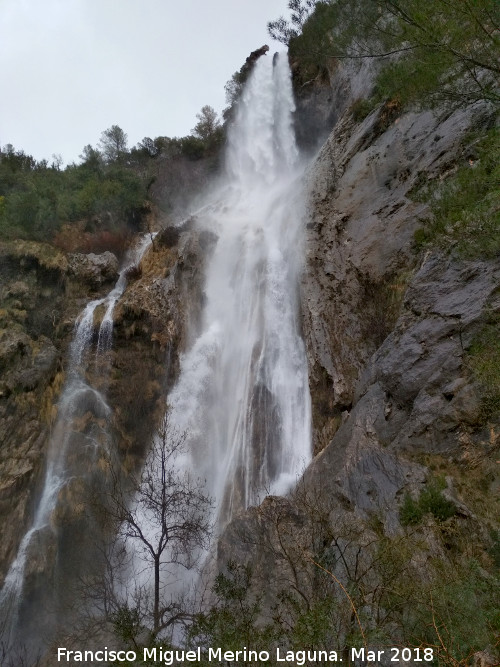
[153,555,160,635]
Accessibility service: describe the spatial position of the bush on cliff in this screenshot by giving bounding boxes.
[412,127,500,259]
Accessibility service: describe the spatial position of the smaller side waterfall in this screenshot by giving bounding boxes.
[98,234,154,353]
[0,235,154,659]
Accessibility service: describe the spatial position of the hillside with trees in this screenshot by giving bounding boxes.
[0,105,224,252]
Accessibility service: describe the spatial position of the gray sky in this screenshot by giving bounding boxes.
[0,0,287,164]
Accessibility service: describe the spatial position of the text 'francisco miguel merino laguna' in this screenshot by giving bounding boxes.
[57,646,342,664]
[57,646,435,664]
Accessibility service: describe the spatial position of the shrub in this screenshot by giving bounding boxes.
[350,98,377,122]
[400,480,456,526]
[270,0,500,109]
[400,493,424,526]
[419,483,457,523]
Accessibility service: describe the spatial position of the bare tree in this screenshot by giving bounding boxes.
[82,412,213,645]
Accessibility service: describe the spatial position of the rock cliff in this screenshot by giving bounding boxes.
[217,61,500,648]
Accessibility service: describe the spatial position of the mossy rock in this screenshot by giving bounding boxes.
[0,240,68,273]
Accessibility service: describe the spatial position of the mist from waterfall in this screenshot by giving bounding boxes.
[0,51,312,657]
[0,236,153,658]
[167,52,311,533]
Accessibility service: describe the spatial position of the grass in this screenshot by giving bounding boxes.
[0,239,68,272]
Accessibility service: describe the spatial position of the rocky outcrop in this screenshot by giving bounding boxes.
[0,222,213,599]
[293,56,378,152]
[241,45,270,78]
[301,100,495,452]
[67,251,119,287]
[108,225,213,462]
[356,255,499,454]
[0,243,67,584]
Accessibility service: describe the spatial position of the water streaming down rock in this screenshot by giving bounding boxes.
[167,52,311,532]
[0,236,153,658]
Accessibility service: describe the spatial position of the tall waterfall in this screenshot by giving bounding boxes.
[0,237,153,658]
[168,52,311,530]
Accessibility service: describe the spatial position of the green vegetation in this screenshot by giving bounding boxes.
[407,559,500,663]
[350,97,377,122]
[270,2,499,263]
[188,562,275,663]
[400,478,457,526]
[269,0,500,109]
[185,518,498,666]
[412,127,500,259]
[0,141,147,244]
[0,106,224,247]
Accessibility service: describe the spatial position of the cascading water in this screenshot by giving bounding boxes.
[168,52,311,533]
[0,236,153,659]
[0,52,311,657]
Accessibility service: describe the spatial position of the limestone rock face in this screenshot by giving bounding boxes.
[0,243,67,585]
[68,251,119,287]
[356,255,498,453]
[293,56,378,152]
[301,101,494,452]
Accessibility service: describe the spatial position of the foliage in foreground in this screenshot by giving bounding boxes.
[269,0,500,109]
[186,530,499,666]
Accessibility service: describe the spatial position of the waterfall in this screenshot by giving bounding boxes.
[0,51,312,656]
[0,235,153,658]
[168,52,311,531]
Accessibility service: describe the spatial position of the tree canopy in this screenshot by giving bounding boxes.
[99,125,129,163]
[269,0,500,107]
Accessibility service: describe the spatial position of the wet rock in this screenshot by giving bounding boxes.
[156,225,181,248]
[218,95,499,624]
[293,54,378,152]
[9,339,59,392]
[0,330,31,372]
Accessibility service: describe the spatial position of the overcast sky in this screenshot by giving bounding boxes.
[0,0,288,164]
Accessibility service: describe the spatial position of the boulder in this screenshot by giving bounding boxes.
[68,251,119,287]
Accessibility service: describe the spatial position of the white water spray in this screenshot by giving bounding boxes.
[168,53,311,530]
